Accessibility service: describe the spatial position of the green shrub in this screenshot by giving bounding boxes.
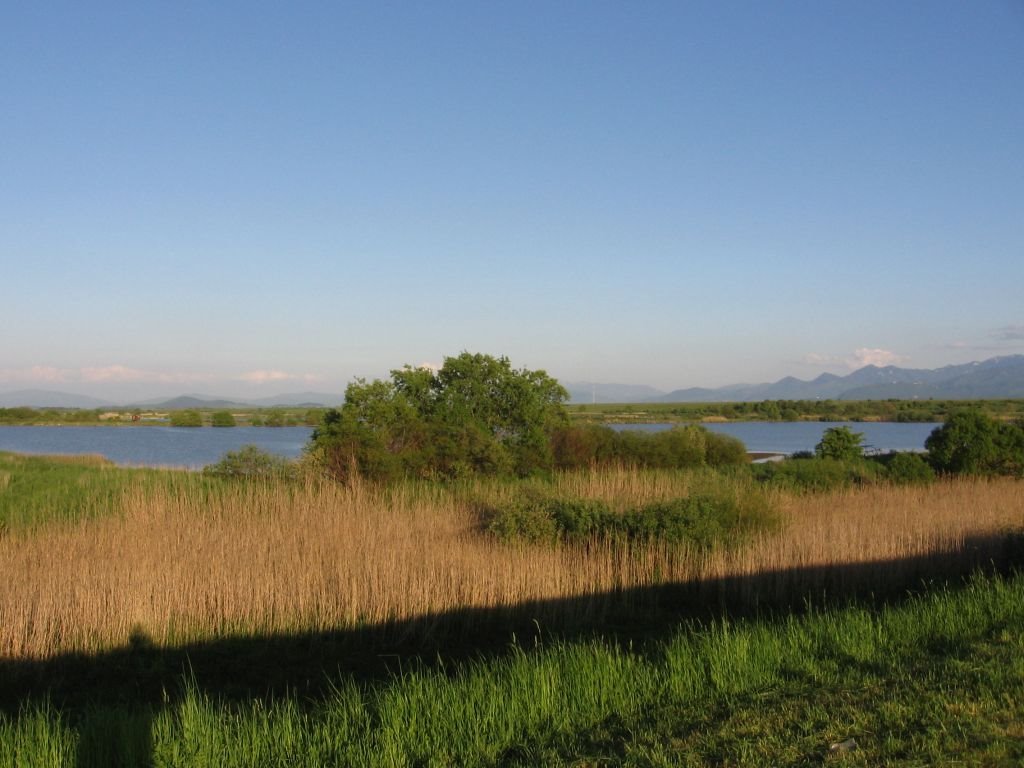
[925,411,1024,477]
[311,353,569,483]
[210,410,236,427]
[482,489,561,543]
[704,431,748,466]
[551,424,749,471]
[483,487,776,550]
[881,452,936,485]
[548,497,613,539]
[751,457,882,493]
[815,426,864,461]
[203,445,295,480]
[618,496,733,548]
[169,410,203,427]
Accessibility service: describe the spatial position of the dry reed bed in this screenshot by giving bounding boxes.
[1,470,1021,660]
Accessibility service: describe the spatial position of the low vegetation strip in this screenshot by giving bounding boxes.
[567,397,1024,425]
[481,486,778,549]
[2,572,1021,767]
[1,458,1021,660]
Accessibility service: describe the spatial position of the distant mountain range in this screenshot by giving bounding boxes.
[4,356,1023,409]
[0,390,346,409]
[563,383,666,404]
[130,392,347,409]
[0,390,115,409]
[567,355,1024,404]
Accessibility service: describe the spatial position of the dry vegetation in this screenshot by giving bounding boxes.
[1,468,1022,660]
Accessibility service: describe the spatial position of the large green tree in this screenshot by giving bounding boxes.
[925,411,1024,476]
[815,426,864,461]
[310,353,569,482]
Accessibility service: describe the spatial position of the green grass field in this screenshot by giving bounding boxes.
[2,572,1021,766]
[0,451,223,531]
[1,453,1022,765]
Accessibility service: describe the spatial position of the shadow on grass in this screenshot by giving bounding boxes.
[1,531,1022,765]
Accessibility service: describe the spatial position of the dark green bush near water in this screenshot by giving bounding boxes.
[210,410,236,427]
[925,410,1024,477]
[483,487,777,550]
[814,425,864,461]
[310,353,570,483]
[875,451,936,485]
[750,456,884,493]
[169,410,203,427]
[203,445,295,480]
[550,424,748,471]
[308,354,752,484]
[750,450,940,492]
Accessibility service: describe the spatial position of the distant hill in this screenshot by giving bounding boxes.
[565,382,666,404]
[245,392,346,407]
[136,395,252,410]
[6,357,1021,410]
[0,390,113,409]
[133,392,345,409]
[651,355,1024,403]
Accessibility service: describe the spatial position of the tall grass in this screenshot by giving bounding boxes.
[0,451,205,532]
[0,464,1021,659]
[3,572,1022,766]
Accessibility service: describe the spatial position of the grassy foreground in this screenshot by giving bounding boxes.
[2,572,1022,766]
[1,454,1022,765]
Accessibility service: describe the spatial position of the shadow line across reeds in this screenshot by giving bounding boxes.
[3,530,1021,716]
[1,469,1022,764]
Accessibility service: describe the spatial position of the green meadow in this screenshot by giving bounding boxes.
[1,444,1022,765]
[2,571,1022,766]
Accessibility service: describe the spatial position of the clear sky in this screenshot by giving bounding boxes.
[2,1,1022,401]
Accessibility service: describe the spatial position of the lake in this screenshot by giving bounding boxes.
[0,421,939,469]
[0,426,314,469]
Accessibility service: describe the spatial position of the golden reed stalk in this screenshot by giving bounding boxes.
[1,469,1021,660]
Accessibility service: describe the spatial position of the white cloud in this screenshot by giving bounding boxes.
[801,348,908,371]
[238,370,298,384]
[0,363,323,390]
[80,366,215,384]
[80,365,151,382]
[849,348,907,369]
[0,364,223,387]
[0,365,74,384]
[993,325,1024,342]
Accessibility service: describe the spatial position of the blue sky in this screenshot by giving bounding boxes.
[2,1,1022,400]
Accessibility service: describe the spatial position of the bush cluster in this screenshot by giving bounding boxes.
[876,451,936,485]
[925,411,1024,477]
[310,353,570,483]
[551,424,748,471]
[169,410,203,428]
[483,487,776,550]
[309,353,755,484]
[750,457,883,493]
[203,445,296,480]
[751,452,938,493]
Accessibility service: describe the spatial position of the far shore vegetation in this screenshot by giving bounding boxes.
[1,353,1022,765]
[0,405,325,427]
[4,397,1024,429]
[568,396,1024,424]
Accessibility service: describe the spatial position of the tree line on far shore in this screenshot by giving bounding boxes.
[305,353,1024,485]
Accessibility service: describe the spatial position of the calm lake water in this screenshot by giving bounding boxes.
[0,421,939,469]
[0,426,314,469]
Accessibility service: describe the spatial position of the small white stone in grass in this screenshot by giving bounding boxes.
[828,737,858,753]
